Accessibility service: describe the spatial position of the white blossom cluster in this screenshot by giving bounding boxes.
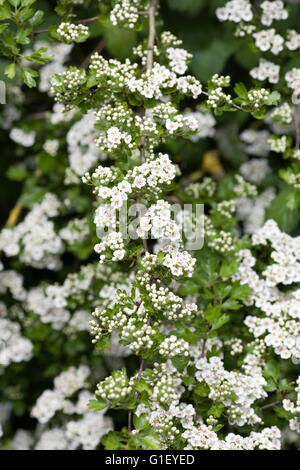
[38,42,73,94]
[59,217,90,244]
[50,102,77,125]
[11,429,34,450]
[271,102,293,125]
[26,384,112,450]
[27,262,128,334]
[0,194,64,270]
[216,0,299,87]
[31,365,90,423]
[0,317,33,368]
[184,178,216,199]
[166,47,192,75]
[33,410,112,451]
[1,103,21,130]
[158,336,189,358]
[248,88,270,109]
[89,53,202,101]
[236,187,276,234]
[282,375,300,433]
[67,111,106,176]
[135,357,280,450]
[234,220,300,361]
[216,0,253,23]
[57,22,89,44]
[286,29,300,51]
[162,248,196,278]
[43,138,60,156]
[206,87,232,108]
[260,1,288,26]
[94,231,125,262]
[234,174,257,198]
[9,127,36,147]
[195,356,267,426]
[240,158,270,184]
[240,129,270,156]
[138,200,181,241]
[183,424,281,450]
[96,368,134,402]
[0,270,26,301]
[268,135,287,153]
[63,410,113,450]
[204,216,236,253]
[285,68,300,99]
[250,58,280,84]
[110,0,143,29]
[184,108,216,142]
[27,286,70,330]
[90,153,177,208]
[50,67,86,103]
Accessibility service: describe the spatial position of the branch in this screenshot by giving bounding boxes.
[146,0,158,71]
[201,90,243,112]
[128,0,159,433]
[260,400,282,411]
[80,39,105,69]
[33,16,99,35]
[294,103,300,150]
[5,201,23,228]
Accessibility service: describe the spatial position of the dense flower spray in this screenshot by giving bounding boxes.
[0,0,300,451]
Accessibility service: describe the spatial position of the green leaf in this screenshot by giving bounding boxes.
[266,187,300,233]
[210,314,230,331]
[265,91,281,106]
[20,67,38,87]
[29,9,44,27]
[96,335,110,351]
[4,62,15,79]
[16,27,30,44]
[140,434,161,450]
[102,431,122,450]
[221,298,241,311]
[0,22,9,34]
[194,381,210,397]
[171,355,190,372]
[6,165,27,180]
[234,82,248,100]
[8,0,21,7]
[230,283,252,301]
[264,359,280,382]
[205,303,221,322]
[0,3,12,20]
[208,403,225,418]
[133,413,148,431]
[177,280,198,296]
[135,379,152,394]
[220,258,239,278]
[88,398,107,411]
[213,282,232,300]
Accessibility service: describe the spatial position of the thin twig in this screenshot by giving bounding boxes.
[33,16,99,35]
[294,103,300,150]
[5,201,23,228]
[201,90,243,112]
[127,0,158,434]
[260,400,282,411]
[80,39,105,69]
